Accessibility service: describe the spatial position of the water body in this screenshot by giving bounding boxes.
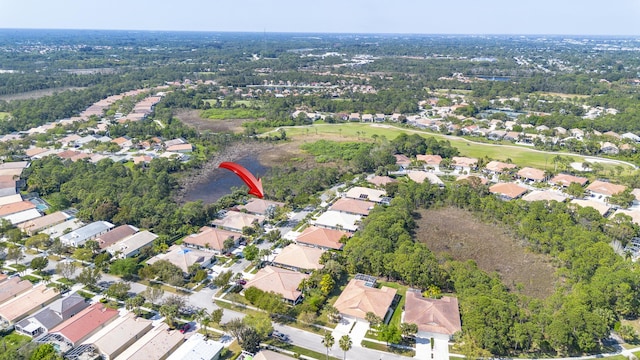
[183,155,269,204]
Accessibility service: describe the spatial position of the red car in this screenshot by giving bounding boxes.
[180,323,190,334]
[236,279,247,285]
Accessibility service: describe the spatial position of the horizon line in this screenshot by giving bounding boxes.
[0,27,639,38]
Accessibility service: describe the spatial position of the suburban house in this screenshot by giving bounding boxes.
[451,156,478,173]
[517,167,547,183]
[166,143,193,153]
[406,171,444,187]
[211,210,265,233]
[97,224,139,249]
[244,266,309,304]
[0,284,61,327]
[333,277,398,323]
[0,200,39,225]
[622,132,640,142]
[271,244,325,273]
[601,142,619,155]
[416,154,442,171]
[403,291,462,340]
[329,198,374,216]
[147,245,215,273]
[182,226,242,253]
[166,333,224,360]
[253,350,296,360]
[484,160,517,175]
[457,175,489,185]
[345,186,387,203]
[0,277,33,304]
[18,211,71,236]
[367,175,397,188]
[489,182,529,200]
[521,190,568,203]
[295,226,350,250]
[111,136,133,148]
[105,230,158,258]
[570,199,612,216]
[0,176,18,197]
[91,314,154,360]
[586,180,627,199]
[613,209,640,226]
[59,221,115,247]
[549,174,589,187]
[15,292,89,337]
[42,303,119,351]
[41,218,83,240]
[237,198,284,216]
[102,322,183,360]
[312,210,361,232]
[394,154,412,170]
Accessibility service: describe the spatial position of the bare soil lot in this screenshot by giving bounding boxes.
[174,109,247,133]
[416,207,555,298]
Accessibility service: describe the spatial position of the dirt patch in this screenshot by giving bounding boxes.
[174,109,247,133]
[416,207,555,298]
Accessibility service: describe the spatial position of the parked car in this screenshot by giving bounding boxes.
[236,279,247,286]
[271,330,289,342]
[180,323,190,334]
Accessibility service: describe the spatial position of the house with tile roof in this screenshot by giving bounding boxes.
[253,350,296,360]
[15,292,88,337]
[166,333,224,360]
[0,277,33,305]
[517,167,547,182]
[406,171,445,187]
[47,302,119,347]
[489,182,528,200]
[211,211,265,233]
[484,160,517,174]
[451,156,478,173]
[333,278,397,322]
[394,154,411,170]
[295,226,350,250]
[272,244,325,273]
[586,180,627,198]
[237,198,284,216]
[367,175,397,188]
[403,291,461,340]
[570,199,611,216]
[244,266,309,304]
[182,226,242,253]
[96,224,138,249]
[344,187,387,203]
[549,174,589,187]
[147,245,214,273]
[416,154,443,171]
[522,190,568,203]
[312,210,361,232]
[329,198,374,216]
[0,284,60,327]
[18,211,71,236]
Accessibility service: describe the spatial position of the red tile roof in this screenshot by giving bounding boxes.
[404,292,461,335]
[0,201,36,217]
[489,182,528,199]
[295,226,350,250]
[183,226,241,251]
[329,198,373,216]
[50,302,119,345]
[586,180,626,196]
[550,173,588,187]
[416,154,442,165]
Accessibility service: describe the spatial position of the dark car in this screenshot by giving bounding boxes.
[180,323,190,334]
[271,330,289,342]
[236,279,247,285]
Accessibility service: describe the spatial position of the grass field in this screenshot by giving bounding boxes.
[415,207,556,298]
[201,107,266,120]
[0,112,10,120]
[285,123,634,171]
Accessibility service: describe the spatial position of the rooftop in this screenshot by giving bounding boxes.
[344,186,387,203]
[18,211,70,234]
[92,314,153,359]
[416,154,442,165]
[147,245,212,273]
[182,226,241,251]
[237,198,284,215]
[211,211,265,232]
[166,333,224,360]
[570,199,611,216]
[452,156,478,167]
[49,302,119,345]
[522,190,568,203]
[367,175,397,187]
[105,230,158,257]
[0,201,36,217]
[586,180,627,196]
[517,167,546,181]
[329,198,374,216]
[489,182,528,199]
[0,284,60,323]
[333,279,397,320]
[295,226,350,250]
[313,210,361,232]
[485,160,517,173]
[116,322,184,360]
[59,221,114,246]
[97,224,138,249]
[403,292,461,336]
[0,277,33,305]
[244,266,309,302]
[550,173,589,187]
[272,244,325,271]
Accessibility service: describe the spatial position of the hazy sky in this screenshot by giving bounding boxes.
[1,0,639,35]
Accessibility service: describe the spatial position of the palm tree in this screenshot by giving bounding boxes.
[339,335,352,360]
[322,332,335,360]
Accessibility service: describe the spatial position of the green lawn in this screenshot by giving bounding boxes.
[0,331,31,352]
[361,339,416,357]
[286,123,592,170]
[201,107,266,120]
[0,112,10,121]
[377,281,407,329]
[265,339,341,360]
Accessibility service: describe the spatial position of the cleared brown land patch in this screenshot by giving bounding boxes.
[175,108,247,133]
[416,206,555,298]
[0,87,86,101]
